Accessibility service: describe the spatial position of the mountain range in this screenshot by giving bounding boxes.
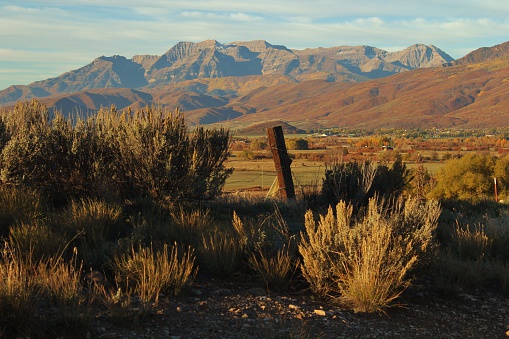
[1,40,508,130]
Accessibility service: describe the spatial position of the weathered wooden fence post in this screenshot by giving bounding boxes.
[267,126,295,200]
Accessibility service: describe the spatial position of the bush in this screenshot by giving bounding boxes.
[0,100,232,203]
[408,163,435,200]
[321,157,409,210]
[286,138,309,150]
[299,197,440,313]
[0,101,110,204]
[429,153,496,201]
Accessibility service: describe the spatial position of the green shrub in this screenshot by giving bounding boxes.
[299,197,440,313]
[286,138,309,150]
[0,101,107,204]
[321,157,409,209]
[104,107,232,201]
[429,153,496,201]
[0,100,232,203]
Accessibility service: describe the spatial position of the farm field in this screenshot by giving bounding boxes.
[224,148,447,194]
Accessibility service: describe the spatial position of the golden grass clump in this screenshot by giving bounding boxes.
[113,243,196,309]
[0,244,91,337]
[248,245,298,290]
[199,231,244,277]
[0,185,43,237]
[57,198,124,267]
[0,244,42,336]
[299,197,440,313]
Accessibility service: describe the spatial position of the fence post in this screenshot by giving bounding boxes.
[267,126,295,200]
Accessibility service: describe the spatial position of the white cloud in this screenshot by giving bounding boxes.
[1,1,509,88]
[230,12,262,22]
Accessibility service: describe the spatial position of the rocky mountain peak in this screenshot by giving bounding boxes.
[385,44,453,68]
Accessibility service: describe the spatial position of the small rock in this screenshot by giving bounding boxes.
[314,309,327,316]
[289,304,300,310]
[295,312,305,320]
[241,313,249,319]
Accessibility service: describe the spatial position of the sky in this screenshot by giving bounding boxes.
[1,1,509,90]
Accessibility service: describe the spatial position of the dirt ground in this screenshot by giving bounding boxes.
[90,275,509,339]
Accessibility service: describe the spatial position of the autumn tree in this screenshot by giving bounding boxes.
[286,138,309,150]
[429,153,496,201]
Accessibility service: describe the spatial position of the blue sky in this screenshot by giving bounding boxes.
[1,0,508,90]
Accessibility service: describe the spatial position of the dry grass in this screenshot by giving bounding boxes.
[169,206,214,246]
[0,185,43,237]
[36,248,92,332]
[248,245,298,290]
[0,243,91,337]
[451,222,492,260]
[436,210,509,293]
[56,198,124,267]
[0,243,42,336]
[113,243,196,309]
[198,231,244,277]
[8,222,68,261]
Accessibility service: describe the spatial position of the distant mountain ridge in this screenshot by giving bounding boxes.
[0,40,452,105]
[1,40,509,130]
[452,41,509,66]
